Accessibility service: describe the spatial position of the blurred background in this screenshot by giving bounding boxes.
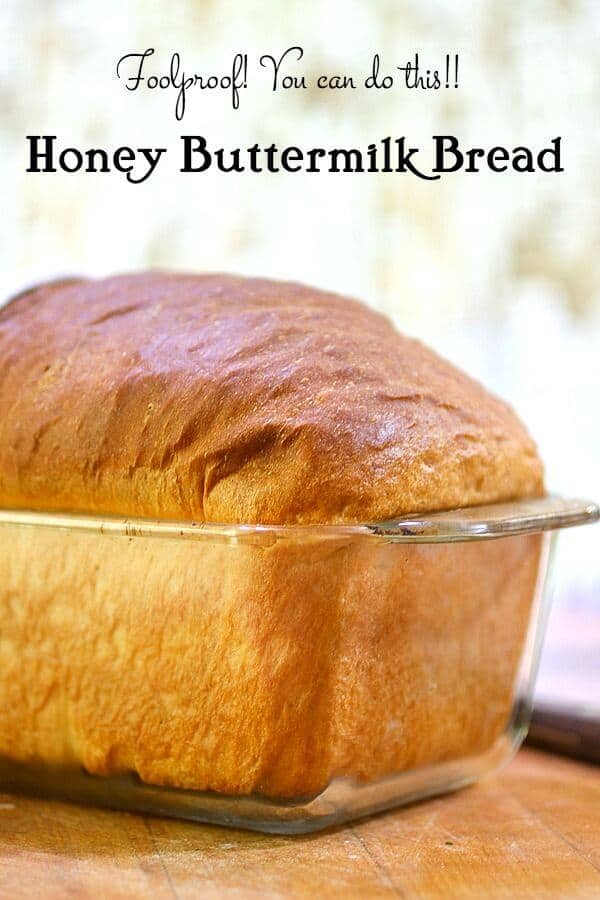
[1,0,598,709]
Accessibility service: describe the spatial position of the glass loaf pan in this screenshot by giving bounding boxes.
[0,495,596,834]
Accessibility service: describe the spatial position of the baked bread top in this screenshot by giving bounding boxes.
[0,273,543,524]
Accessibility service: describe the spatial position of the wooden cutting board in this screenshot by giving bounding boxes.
[0,749,597,899]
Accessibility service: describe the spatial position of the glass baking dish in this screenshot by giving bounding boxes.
[0,495,596,834]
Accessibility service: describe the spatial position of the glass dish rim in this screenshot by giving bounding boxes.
[0,494,596,544]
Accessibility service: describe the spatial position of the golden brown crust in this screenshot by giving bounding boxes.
[0,273,543,524]
[0,525,542,797]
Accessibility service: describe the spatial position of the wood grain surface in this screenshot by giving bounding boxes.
[0,749,597,899]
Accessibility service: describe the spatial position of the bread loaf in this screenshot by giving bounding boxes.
[0,273,545,801]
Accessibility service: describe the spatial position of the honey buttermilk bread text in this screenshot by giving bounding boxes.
[0,273,545,797]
